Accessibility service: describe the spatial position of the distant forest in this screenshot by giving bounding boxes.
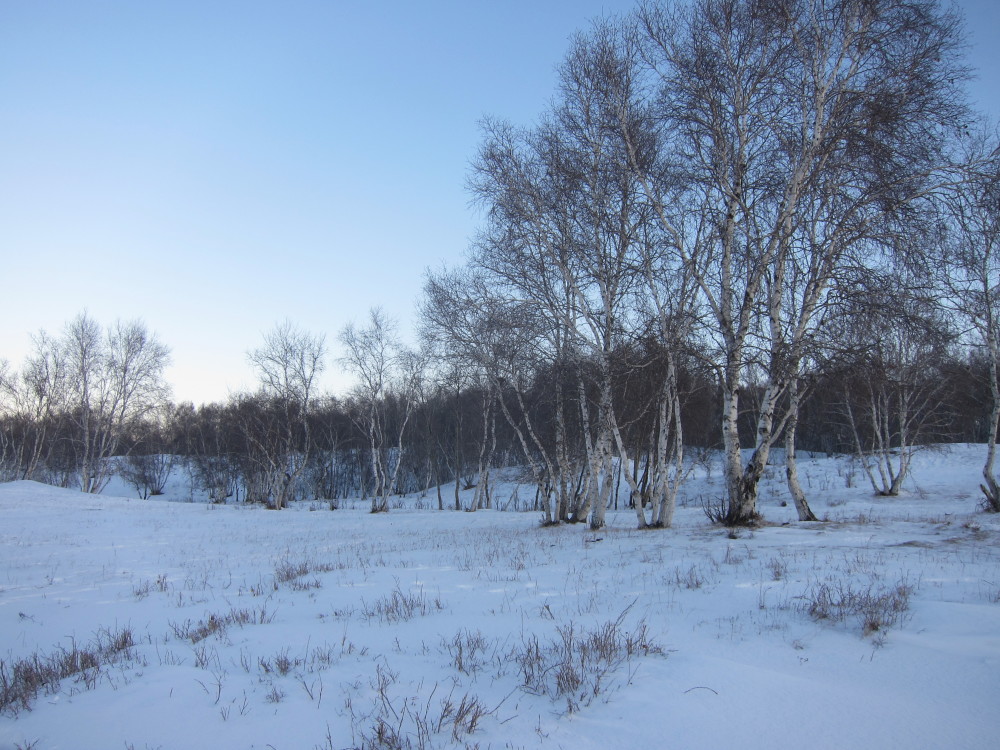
[3,0,1000,528]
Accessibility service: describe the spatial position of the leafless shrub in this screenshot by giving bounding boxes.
[259,648,301,677]
[192,643,219,670]
[132,580,153,600]
[275,558,311,584]
[444,629,492,675]
[623,621,659,658]
[307,644,338,670]
[766,557,788,581]
[801,576,916,636]
[672,564,706,590]
[170,614,227,644]
[359,719,404,749]
[170,604,274,645]
[119,452,174,499]
[132,573,172,600]
[450,692,489,740]
[290,576,322,591]
[515,608,662,710]
[275,558,338,590]
[361,585,445,624]
[352,679,499,750]
[227,608,254,627]
[701,495,729,525]
[0,626,135,716]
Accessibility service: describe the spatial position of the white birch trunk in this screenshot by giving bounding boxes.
[784,376,819,521]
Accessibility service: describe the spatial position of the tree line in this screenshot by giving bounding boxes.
[0,309,991,518]
[2,0,999,528]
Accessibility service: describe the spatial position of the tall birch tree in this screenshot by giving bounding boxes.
[627,0,968,524]
[936,131,1000,510]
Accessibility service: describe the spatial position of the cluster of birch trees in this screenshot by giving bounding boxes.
[0,312,170,495]
[423,0,1000,527]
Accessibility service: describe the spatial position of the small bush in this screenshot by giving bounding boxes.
[351,678,498,749]
[516,611,662,711]
[170,604,274,644]
[801,576,915,636]
[275,558,338,589]
[361,585,444,624]
[766,557,788,581]
[170,614,226,643]
[702,496,761,527]
[275,559,310,584]
[444,629,492,675]
[701,495,728,525]
[259,648,301,676]
[672,564,707,590]
[0,627,135,716]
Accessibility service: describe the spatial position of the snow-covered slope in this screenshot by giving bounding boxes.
[2,447,999,749]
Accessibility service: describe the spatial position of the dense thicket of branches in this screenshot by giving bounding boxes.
[1,0,998,523]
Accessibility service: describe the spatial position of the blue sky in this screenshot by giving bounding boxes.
[1,0,998,405]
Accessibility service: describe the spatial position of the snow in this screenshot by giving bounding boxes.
[2,446,999,749]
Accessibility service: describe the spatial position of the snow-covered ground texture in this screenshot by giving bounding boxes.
[2,446,999,750]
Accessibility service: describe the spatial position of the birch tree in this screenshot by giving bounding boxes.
[246,321,326,509]
[627,0,968,524]
[422,265,570,523]
[470,124,593,524]
[470,23,671,529]
[936,131,1000,509]
[55,313,171,493]
[340,308,423,513]
[836,292,953,496]
[0,332,69,481]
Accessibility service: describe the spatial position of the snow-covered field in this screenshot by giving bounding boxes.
[2,446,999,750]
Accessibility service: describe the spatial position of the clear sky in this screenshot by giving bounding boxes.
[2,0,998,405]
